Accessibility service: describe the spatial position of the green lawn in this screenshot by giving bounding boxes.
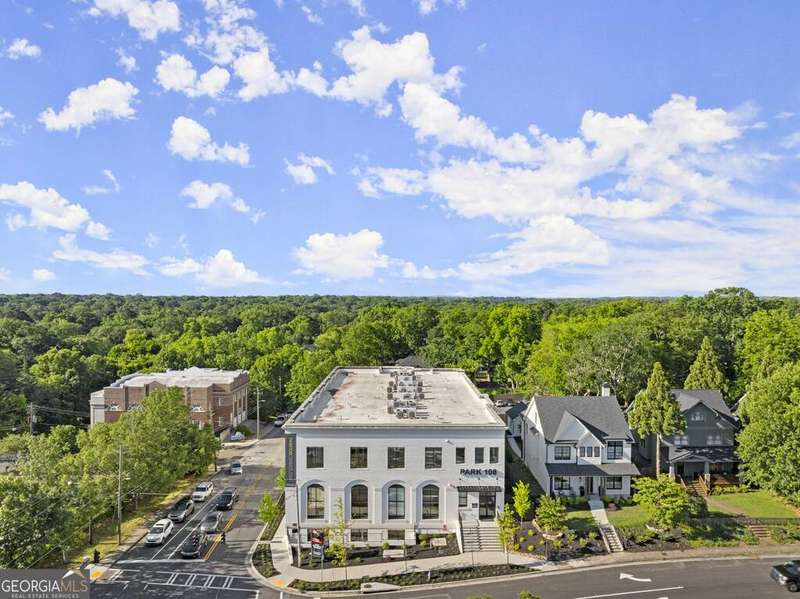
[607,505,650,528]
[566,509,596,533]
[707,491,798,519]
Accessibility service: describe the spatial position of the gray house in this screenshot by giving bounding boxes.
[632,389,738,483]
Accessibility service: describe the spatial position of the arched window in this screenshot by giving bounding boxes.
[422,485,439,519]
[307,484,324,519]
[388,484,405,520]
[350,484,368,520]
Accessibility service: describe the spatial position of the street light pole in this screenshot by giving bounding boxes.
[116,446,123,545]
[256,387,261,440]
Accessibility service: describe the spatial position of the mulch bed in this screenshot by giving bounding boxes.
[512,521,606,561]
[253,544,277,577]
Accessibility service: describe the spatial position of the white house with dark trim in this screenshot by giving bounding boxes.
[283,366,506,548]
[521,394,639,498]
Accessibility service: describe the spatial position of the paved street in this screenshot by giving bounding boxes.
[92,424,284,599]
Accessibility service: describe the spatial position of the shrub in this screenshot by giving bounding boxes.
[588,530,599,540]
[535,496,567,533]
[519,591,541,599]
[382,542,390,550]
[527,528,534,537]
[633,475,692,530]
[578,537,588,548]
[687,496,708,518]
[234,424,252,437]
[526,544,535,552]
[712,484,750,495]
[772,523,800,544]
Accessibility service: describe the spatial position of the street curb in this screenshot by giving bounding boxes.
[246,524,275,588]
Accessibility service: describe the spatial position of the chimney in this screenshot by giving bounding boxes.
[600,383,612,397]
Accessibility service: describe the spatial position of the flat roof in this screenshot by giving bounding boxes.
[287,367,504,428]
[106,367,247,389]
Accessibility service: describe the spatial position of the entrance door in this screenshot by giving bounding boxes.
[478,492,496,520]
[585,476,594,496]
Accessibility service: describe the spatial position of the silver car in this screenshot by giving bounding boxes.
[230,461,243,475]
[200,512,222,534]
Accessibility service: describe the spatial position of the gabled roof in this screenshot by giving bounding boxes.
[671,388,736,424]
[527,395,632,443]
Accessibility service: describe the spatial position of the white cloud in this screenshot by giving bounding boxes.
[414,0,466,15]
[180,179,258,220]
[32,268,55,282]
[167,116,249,165]
[301,5,323,24]
[776,111,795,120]
[284,154,334,185]
[0,181,98,234]
[0,107,13,127]
[357,167,425,198]
[233,49,291,100]
[116,48,138,73]
[53,234,148,275]
[293,64,328,96]
[328,27,461,115]
[187,0,266,66]
[155,53,230,98]
[82,169,120,195]
[5,38,41,59]
[87,0,180,41]
[144,232,160,248]
[294,229,389,279]
[39,78,138,132]
[348,0,366,17]
[781,132,800,150]
[85,221,112,240]
[159,248,263,287]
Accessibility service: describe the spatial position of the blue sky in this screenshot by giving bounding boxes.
[1,0,800,296]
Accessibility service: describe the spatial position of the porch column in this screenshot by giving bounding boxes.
[668,462,675,479]
[704,461,710,485]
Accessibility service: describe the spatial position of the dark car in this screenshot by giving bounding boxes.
[168,496,195,522]
[216,487,239,511]
[180,532,208,559]
[771,560,800,592]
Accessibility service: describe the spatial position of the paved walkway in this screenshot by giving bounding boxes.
[588,497,609,526]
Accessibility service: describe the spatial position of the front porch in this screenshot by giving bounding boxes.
[668,446,738,495]
[546,463,639,498]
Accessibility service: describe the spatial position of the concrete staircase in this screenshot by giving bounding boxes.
[461,522,502,552]
[599,523,624,553]
[748,524,772,543]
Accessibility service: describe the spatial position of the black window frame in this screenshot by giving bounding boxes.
[422,484,440,519]
[425,447,442,469]
[594,446,601,458]
[350,484,368,519]
[489,447,499,464]
[579,446,586,458]
[387,529,405,540]
[607,441,623,460]
[458,489,468,507]
[387,447,405,469]
[350,447,368,469]
[350,529,368,542]
[387,484,405,520]
[306,446,324,469]
[554,445,571,461]
[553,476,571,490]
[605,476,623,490]
[306,484,324,519]
[455,447,465,464]
[475,447,484,464]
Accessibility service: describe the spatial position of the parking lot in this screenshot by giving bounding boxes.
[93,424,285,598]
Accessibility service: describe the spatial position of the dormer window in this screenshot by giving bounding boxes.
[554,446,570,460]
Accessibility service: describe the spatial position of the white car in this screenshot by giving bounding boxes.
[230,461,243,475]
[192,481,215,502]
[145,518,174,546]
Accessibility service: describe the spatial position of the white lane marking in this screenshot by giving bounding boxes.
[573,587,684,599]
[154,496,222,559]
[620,573,653,582]
[135,580,257,592]
[115,559,185,564]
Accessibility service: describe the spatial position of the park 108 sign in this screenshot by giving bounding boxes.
[459,468,498,476]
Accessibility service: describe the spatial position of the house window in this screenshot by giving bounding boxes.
[455,447,465,464]
[306,484,324,519]
[605,476,623,490]
[422,485,440,519]
[387,530,405,541]
[553,476,571,490]
[350,484,368,519]
[458,489,468,507]
[350,529,368,542]
[594,447,600,458]
[707,434,722,446]
[475,447,485,464]
[554,446,571,461]
[388,447,405,469]
[307,447,324,469]
[674,434,689,447]
[350,447,368,469]
[388,485,405,520]
[607,441,623,460]
[691,411,706,422]
[425,447,442,469]
[490,447,499,464]
[579,447,586,457]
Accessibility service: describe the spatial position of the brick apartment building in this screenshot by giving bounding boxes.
[89,367,249,437]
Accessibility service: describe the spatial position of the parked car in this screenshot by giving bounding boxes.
[191,481,214,502]
[200,512,222,534]
[230,461,243,475]
[771,560,800,592]
[273,415,287,428]
[230,431,245,442]
[144,518,174,546]
[180,532,208,559]
[168,496,194,522]
[216,487,239,510]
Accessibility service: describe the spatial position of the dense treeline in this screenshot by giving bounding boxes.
[1,288,799,432]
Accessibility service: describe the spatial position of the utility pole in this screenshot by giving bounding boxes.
[117,446,123,545]
[28,403,35,435]
[256,387,261,440]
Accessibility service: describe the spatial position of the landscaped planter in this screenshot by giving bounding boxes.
[513,521,605,560]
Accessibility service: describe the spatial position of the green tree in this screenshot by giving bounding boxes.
[632,475,691,530]
[259,493,281,525]
[512,480,532,522]
[684,336,728,395]
[496,503,519,563]
[628,362,685,476]
[326,498,348,572]
[738,310,800,387]
[737,363,800,504]
[534,496,567,533]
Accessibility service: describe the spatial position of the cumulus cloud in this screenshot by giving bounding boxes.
[356,167,426,198]
[180,179,261,221]
[53,234,148,275]
[155,53,230,98]
[82,169,120,195]
[0,107,13,127]
[168,116,249,165]
[116,48,138,73]
[85,221,112,240]
[87,0,180,41]
[186,0,266,65]
[32,268,56,282]
[284,154,334,185]
[38,78,138,132]
[294,229,390,279]
[0,181,105,236]
[414,0,466,15]
[5,38,41,59]
[233,48,292,100]
[159,248,263,287]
